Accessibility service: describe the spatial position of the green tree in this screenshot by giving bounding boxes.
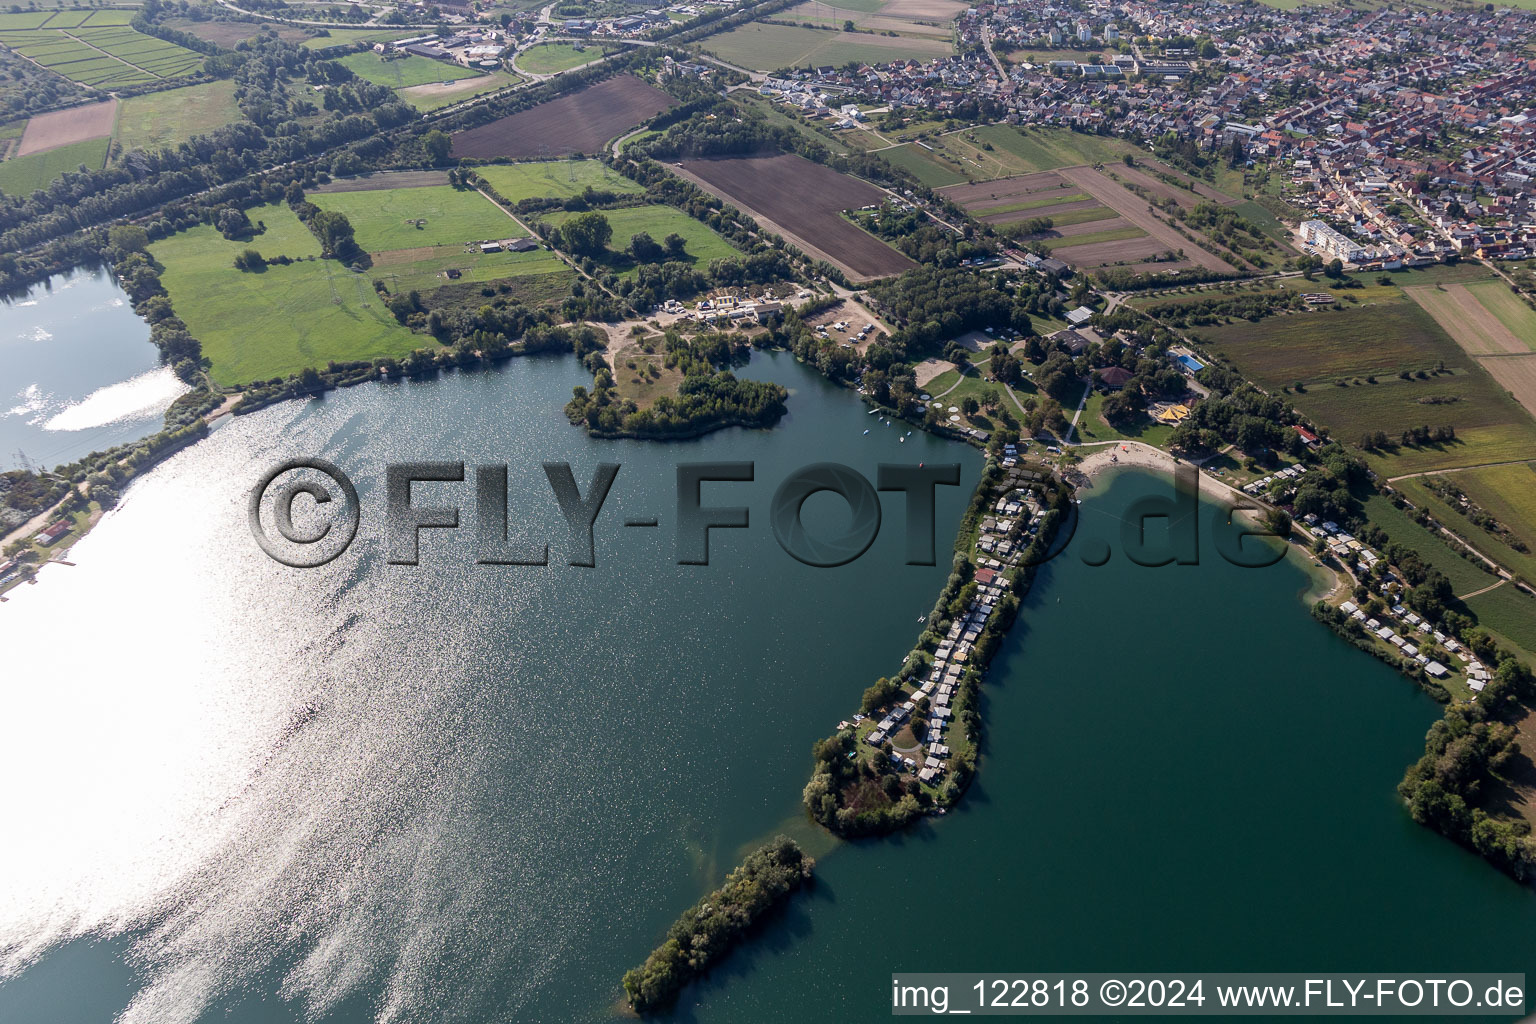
[561,211,612,257]
[423,129,452,164]
[108,224,149,253]
[310,210,359,260]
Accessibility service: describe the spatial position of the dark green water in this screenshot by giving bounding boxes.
[667,470,1536,1022]
[0,352,1531,1024]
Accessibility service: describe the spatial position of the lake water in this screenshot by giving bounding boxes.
[0,268,187,473]
[0,352,1531,1024]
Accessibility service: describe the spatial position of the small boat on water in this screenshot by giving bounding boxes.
[863,429,870,435]
[899,436,906,442]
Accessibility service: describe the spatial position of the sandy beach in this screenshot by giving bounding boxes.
[1067,440,1348,602]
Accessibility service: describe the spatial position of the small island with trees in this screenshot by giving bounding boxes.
[621,836,813,1014]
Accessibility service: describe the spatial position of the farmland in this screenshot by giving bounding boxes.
[1053,165,1236,272]
[163,18,309,48]
[14,98,114,156]
[1462,280,1536,349]
[1198,295,1536,473]
[451,75,676,159]
[1466,583,1536,656]
[939,162,1232,273]
[698,21,953,72]
[672,152,914,280]
[367,244,565,294]
[932,124,1142,179]
[515,43,607,75]
[875,142,967,187]
[1405,281,1536,420]
[337,51,480,89]
[0,135,107,194]
[306,183,569,298]
[1406,284,1531,356]
[539,204,739,277]
[940,170,1106,233]
[400,70,520,112]
[0,14,203,87]
[308,185,523,251]
[300,28,414,50]
[783,0,967,38]
[150,208,423,385]
[114,80,243,152]
[1394,462,1536,588]
[475,160,643,203]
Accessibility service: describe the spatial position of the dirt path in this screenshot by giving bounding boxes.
[1055,165,1237,274]
[1458,578,1507,601]
[1388,458,1536,483]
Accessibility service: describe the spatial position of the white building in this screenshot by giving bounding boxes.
[1300,220,1368,262]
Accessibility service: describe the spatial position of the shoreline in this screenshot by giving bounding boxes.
[1068,440,1347,604]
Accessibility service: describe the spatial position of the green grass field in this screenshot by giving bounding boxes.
[515,42,605,75]
[475,160,643,203]
[1071,391,1175,447]
[1466,583,1536,656]
[337,51,480,89]
[237,201,324,257]
[936,125,1142,179]
[875,142,967,187]
[309,185,519,251]
[1035,205,1119,229]
[300,28,416,50]
[0,136,108,195]
[1448,461,1536,555]
[400,69,520,111]
[541,204,738,276]
[700,21,952,71]
[979,192,1091,217]
[1198,291,1536,473]
[1201,301,1467,385]
[367,243,567,294]
[1395,467,1536,589]
[114,79,242,153]
[0,11,56,28]
[151,209,425,384]
[1358,490,1496,595]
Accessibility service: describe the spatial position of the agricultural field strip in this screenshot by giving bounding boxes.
[1405,283,1536,420]
[451,75,677,159]
[669,153,914,281]
[0,22,200,82]
[14,98,116,156]
[1054,164,1236,273]
[1405,284,1529,356]
[1474,353,1536,422]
